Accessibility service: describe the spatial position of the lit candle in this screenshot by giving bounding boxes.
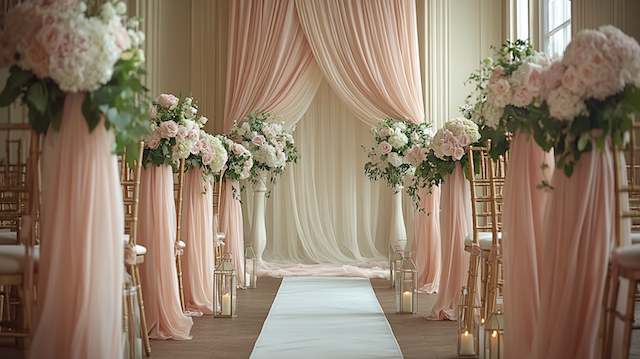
[460,330,475,356]
[490,330,499,359]
[221,293,231,316]
[401,291,413,312]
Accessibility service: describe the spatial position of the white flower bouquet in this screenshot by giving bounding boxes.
[0,0,150,159]
[364,118,432,189]
[143,94,209,169]
[229,112,297,183]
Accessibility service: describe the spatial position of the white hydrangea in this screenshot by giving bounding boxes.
[388,130,409,149]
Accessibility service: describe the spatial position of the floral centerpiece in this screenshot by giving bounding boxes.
[216,136,254,182]
[184,130,228,180]
[0,0,150,158]
[408,117,481,200]
[229,112,297,183]
[462,40,551,159]
[143,95,206,168]
[364,119,431,189]
[534,26,640,176]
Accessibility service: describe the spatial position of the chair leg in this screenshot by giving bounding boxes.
[464,251,480,330]
[123,288,136,359]
[132,265,151,356]
[603,264,621,359]
[622,278,637,359]
[176,253,185,312]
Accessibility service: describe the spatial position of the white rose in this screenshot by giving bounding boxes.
[388,152,404,167]
[388,132,409,149]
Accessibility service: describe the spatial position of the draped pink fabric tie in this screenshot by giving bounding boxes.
[531,146,614,359]
[429,164,472,320]
[138,165,193,340]
[220,180,245,286]
[413,186,441,293]
[181,168,214,314]
[502,132,554,357]
[31,93,123,358]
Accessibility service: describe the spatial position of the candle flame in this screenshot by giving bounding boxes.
[464,330,469,336]
[491,330,498,338]
[481,318,485,324]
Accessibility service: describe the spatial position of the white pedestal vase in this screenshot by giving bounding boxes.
[390,185,408,254]
[250,173,268,263]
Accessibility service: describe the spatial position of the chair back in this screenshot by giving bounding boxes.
[118,142,144,246]
[614,116,640,248]
[466,141,507,248]
[213,170,226,265]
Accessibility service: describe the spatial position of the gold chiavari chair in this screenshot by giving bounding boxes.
[118,142,151,357]
[213,171,226,267]
[174,159,186,312]
[463,141,506,326]
[0,125,39,348]
[603,117,640,358]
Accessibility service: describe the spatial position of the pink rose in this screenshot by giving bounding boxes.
[511,86,534,107]
[405,145,426,166]
[252,135,266,146]
[542,61,565,92]
[490,66,505,82]
[488,78,511,107]
[23,41,49,78]
[377,141,392,155]
[561,66,585,96]
[145,130,161,149]
[156,94,179,109]
[111,22,131,51]
[158,120,179,138]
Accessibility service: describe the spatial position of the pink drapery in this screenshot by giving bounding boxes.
[138,165,192,340]
[429,164,471,320]
[30,93,123,358]
[181,168,214,314]
[221,181,245,286]
[412,186,441,293]
[531,146,615,359]
[502,132,554,357]
[295,0,425,124]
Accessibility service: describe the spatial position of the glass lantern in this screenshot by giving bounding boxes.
[389,244,404,288]
[394,258,417,314]
[244,245,257,289]
[457,287,480,358]
[213,254,237,318]
[483,311,504,359]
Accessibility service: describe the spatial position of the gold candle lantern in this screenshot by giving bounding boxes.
[244,245,257,289]
[213,254,237,318]
[483,311,504,359]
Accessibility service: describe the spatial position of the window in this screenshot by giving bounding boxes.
[515,0,530,41]
[542,0,571,58]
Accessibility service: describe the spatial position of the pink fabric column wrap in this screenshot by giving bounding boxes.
[502,132,554,357]
[138,165,193,340]
[412,186,441,293]
[181,168,214,314]
[220,180,245,286]
[30,93,123,358]
[430,164,472,320]
[531,146,614,359]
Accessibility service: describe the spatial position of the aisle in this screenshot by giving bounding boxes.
[250,276,403,359]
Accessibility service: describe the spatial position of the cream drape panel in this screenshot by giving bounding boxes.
[295,0,425,125]
[223,0,321,128]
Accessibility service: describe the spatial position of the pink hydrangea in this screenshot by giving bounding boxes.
[405,145,427,166]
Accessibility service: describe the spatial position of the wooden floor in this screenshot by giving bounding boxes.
[149,277,455,359]
[1,276,639,358]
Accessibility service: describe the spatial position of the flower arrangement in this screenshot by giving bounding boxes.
[0,0,150,158]
[229,112,297,183]
[184,130,228,180]
[364,118,432,190]
[407,117,481,203]
[463,40,551,158]
[533,26,640,176]
[216,135,254,182]
[143,95,207,169]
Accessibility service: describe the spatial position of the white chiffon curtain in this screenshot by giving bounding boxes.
[243,82,416,276]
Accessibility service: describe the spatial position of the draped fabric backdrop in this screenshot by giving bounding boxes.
[223,0,436,278]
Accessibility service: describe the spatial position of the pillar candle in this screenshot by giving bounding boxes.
[222,293,231,315]
[401,291,413,312]
[460,331,475,355]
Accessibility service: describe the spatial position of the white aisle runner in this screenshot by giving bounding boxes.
[250,276,404,359]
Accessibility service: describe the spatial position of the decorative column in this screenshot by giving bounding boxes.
[390,185,408,253]
[250,172,268,262]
